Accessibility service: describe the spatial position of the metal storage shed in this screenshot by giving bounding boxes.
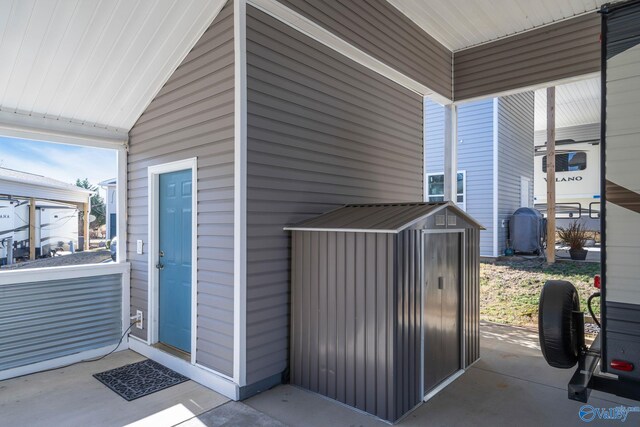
[284,202,484,422]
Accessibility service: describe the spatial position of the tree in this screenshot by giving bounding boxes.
[76,178,106,228]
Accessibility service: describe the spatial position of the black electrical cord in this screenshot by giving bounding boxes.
[5,322,137,380]
[588,291,601,328]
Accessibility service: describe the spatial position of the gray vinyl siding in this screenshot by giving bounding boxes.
[276,0,452,99]
[454,13,600,101]
[0,274,121,371]
[425,98,495,256]
[246,5,423,385]
[497,93,535,254]
[534,122,600,145]
[127,2,235,376]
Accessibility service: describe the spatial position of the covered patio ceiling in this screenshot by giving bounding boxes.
[389,0,611,52]
[534,77,601,131]
[0,0,225,143]
[0,0,617,143]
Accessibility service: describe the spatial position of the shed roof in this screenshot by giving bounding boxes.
[284,202,484,233]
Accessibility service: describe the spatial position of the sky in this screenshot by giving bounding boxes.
[0,136,117,196]
[0,137,117,184]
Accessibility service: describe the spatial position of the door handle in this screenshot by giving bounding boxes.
[156,261,164,270]
[159,250,165,257]
[438,276,443,289]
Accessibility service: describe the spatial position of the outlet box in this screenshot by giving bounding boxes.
[136,240,144,255]
[136,310,143,329]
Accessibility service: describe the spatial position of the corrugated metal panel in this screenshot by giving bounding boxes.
[275,0,452,99]
[394,230,422,419]
[453,13,601,101]
[0,0,226,133]
[389,0,608,52]
[127,1,234,377]
[290,230,405,422]
[534,123,600,145]
[285,203,484,232]
[0,274,121,371]
[497,92,535,254]
[287,203,441,231]
[534,78,600,131]
[245,5,424,385]
[425,98,495,256]
[464,228,481,366]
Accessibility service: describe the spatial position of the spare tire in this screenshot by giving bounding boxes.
[539,280,582,368]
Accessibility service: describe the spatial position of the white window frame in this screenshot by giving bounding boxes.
[147,157,198,365]
[426,170,466,211]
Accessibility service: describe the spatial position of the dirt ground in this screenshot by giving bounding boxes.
[480,258,601,328]
[1,249,112,270]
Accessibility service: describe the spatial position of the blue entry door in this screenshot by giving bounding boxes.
[158,169,193,353]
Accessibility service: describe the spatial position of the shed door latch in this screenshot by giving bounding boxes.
[438,276,443,289]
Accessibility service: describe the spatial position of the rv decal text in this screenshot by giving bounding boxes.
[543,176,583,183]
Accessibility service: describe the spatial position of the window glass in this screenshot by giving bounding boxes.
[427,172,465,209]
[542,152,587,172]
[427,174,444,197]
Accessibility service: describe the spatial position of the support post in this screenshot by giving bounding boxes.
[546,87,556,263]
[29,198,36,260]
[444,104,458,202]
[83,202,90,251]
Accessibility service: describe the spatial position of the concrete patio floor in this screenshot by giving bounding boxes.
[2,322,638,427]
[244,322,638,427]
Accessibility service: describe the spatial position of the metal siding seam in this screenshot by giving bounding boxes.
[336,231,346,402]
[318,231,328,395]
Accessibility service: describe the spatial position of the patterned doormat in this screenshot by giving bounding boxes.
[93,359,188,401]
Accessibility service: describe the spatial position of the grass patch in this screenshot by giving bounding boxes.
[480,259,600,328]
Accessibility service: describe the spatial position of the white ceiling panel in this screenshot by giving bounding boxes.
[534,77,600,131]
[0,0,226,135]
[388,0,610,52]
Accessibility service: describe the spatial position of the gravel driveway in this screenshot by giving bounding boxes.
[1,249,112,270]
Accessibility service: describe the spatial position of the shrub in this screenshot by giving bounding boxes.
[557,221,588,251]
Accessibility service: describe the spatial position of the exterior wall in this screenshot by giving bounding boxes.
[497,92,535,254]
[127,2,235,377]
[0,274,121,371]
[275,0,452,99]
[603,2,640,376]
[245,6,424,385]
[454,13,601,101]
[425,98,495,256]
[534,122,600,145]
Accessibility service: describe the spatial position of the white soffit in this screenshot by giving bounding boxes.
[388,0,609,52]
[534,77,600,131]
[0,0,226,136]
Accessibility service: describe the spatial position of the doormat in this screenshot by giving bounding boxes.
[93,359,188,401]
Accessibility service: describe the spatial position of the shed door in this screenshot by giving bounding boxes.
[423,232,461,395]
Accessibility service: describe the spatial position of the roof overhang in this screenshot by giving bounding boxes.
[0,178,92,204]
[0,0,227,144]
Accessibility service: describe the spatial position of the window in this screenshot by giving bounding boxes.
[542,152,586,172]
[426,171,466,210]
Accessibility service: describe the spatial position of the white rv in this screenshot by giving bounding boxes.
[534,139,601,230]
[0,199,79,264]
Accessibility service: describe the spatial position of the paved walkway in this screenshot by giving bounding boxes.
[3,323,638,426]
[244,322,638,427]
